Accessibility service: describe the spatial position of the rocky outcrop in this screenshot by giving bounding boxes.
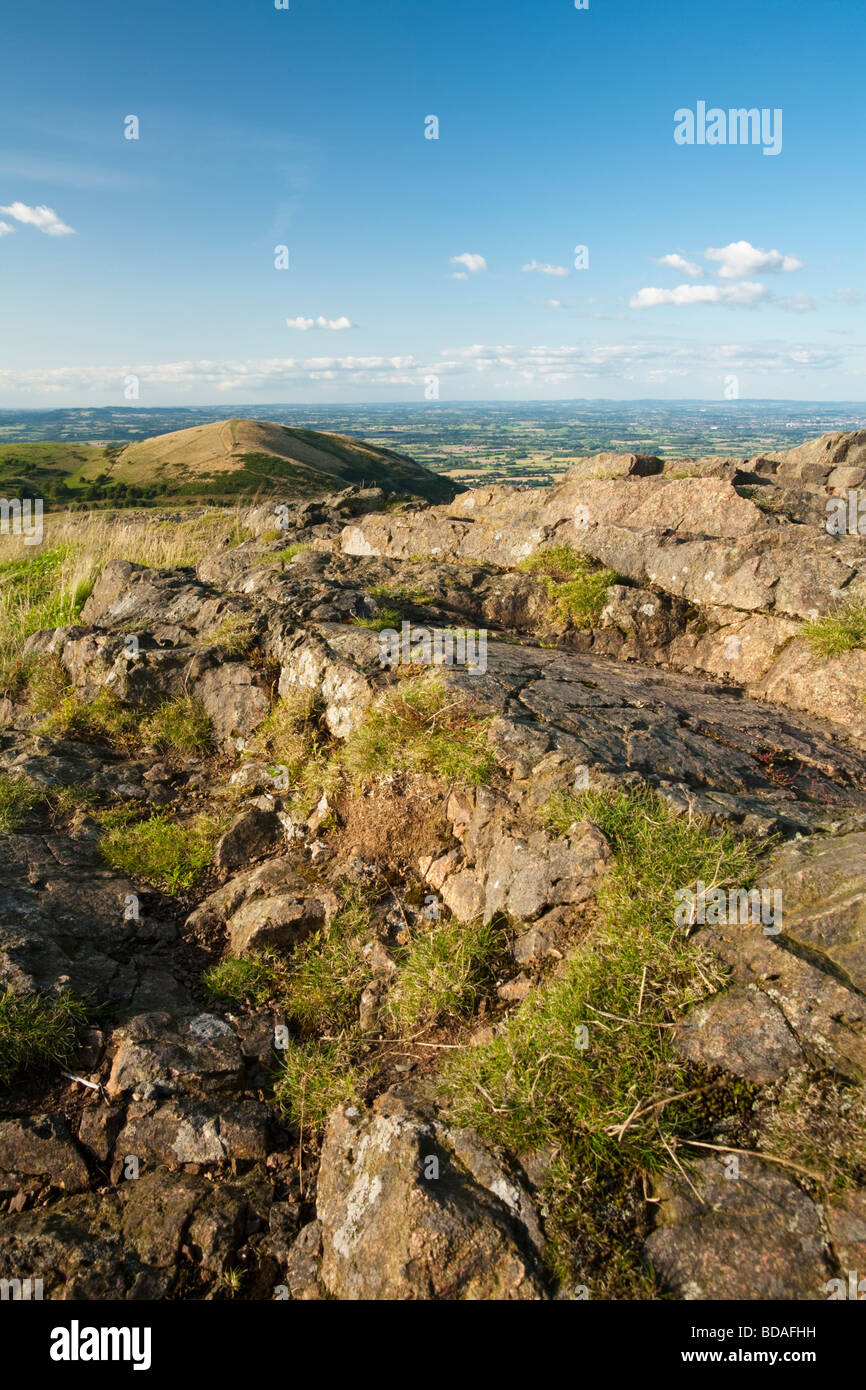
[2,445,865,1303]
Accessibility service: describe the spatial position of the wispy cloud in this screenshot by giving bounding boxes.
[705,240,802,278]
[286,315,353,331]
[0,339,850,400]
[651,253,703,277]
[0,221,13,238]
[0,201,76,236]
[833,288,866,306]
[522,259,569,277]
[776,294,816,313]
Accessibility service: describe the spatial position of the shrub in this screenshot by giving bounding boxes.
[266,543,310,564]
[283,892,375,1036]
[200,613,258,657]
[369,583,434,605]
[39,690,139,747]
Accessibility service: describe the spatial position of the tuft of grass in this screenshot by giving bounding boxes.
[272,1037,365,1132]
[0,988,92,1089]
[250,691,326,796]
[802,601,866,659]
[351,608,401,631]
[200,612,258,657]
[284,892,374,1036]
[444,785,758,1292]
[341,676,495,787]
[0,773,41,833]
[387,917,503,1035]
[204,952,286,1009]
[519,545,619,628]
[143,695,213,755]
[24,654,72,712]
[266,543,310,564]
[369,583,434,605]
[98,810,222,894]
[39,690,140,747]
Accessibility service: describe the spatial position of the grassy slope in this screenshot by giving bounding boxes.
[0,419,456,506]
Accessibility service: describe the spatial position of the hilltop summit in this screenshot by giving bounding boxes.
[110,418,457,503]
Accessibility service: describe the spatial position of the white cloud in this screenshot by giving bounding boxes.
[450,252,487,274]
[522,259,569,277]
[0,221,13,237]
[833,288,866,305]
[705,240,802,278]
[0,201,75,236]
[450,272,469,280]
[630,281,768,309]
[286,315,353,331]
[547,299,566,308]
[651,253,704,277]
[0,339,849,401]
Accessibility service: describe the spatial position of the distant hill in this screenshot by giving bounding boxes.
[0,418,458,507]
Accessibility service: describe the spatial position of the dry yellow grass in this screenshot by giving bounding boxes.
[0,506,251,675]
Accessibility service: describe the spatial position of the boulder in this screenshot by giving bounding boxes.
[317,1092,547,1300]
[644,1156,832,1300]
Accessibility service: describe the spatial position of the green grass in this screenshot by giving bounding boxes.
[22,653,72,712]
[0,545,95,675]
[802,601,866,659]
[204,952,286,1009]
[98,810,222,894]
[0,774,41,833]
[200,612,258,657]
[0,988,92,1089]
[386,917,504,1035]
[443,785,759,1292]
[39,690,212,756]
[341,676,496,787]
[143,695,213,754]
[351,608,401,631]
[518,545,619,628]
[272,1037,365,1132]
[285,897,373,1035]
[266,543,311,564]
[39,690,141,747]
[368,582,435,605]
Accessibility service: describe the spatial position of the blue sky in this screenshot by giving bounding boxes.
[1,0,864,405]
